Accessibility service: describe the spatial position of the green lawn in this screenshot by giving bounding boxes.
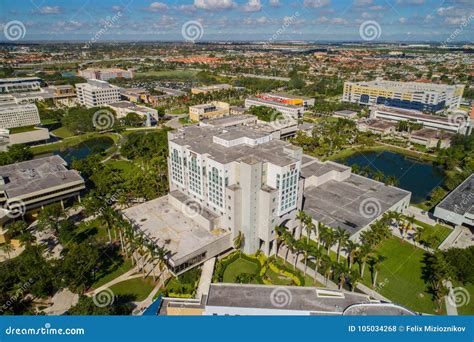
[109,277,157,302]
[10,126,38,134]
[223,257,261,283]
[455,282,474,316]
[160,267,201,299]
[414,219,452,248]
[359,237,441,314]
[92,258,134,289]
[52,126,75,138]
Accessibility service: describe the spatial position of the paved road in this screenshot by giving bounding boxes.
[165,114,187,129]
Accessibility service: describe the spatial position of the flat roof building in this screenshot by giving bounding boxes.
[245,96,305,118]
[0,77,43,93]
[191,84,233,95]
[158,283,415,316]
[0,155,85,216]
[370,105,470,134]
[189,102,230,122]
[107,101,158,124]
[343,80,464,113]
[76,79,121,108]
[434,174,474,228]
[410,128,453,149]
[79,68,134,81]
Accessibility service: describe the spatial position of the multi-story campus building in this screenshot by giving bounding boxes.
[191,84,233,95]
[370,105,470,134]
[189,102,230,122]
[78,68,134,81]
[0,77,43,93]
[245,96,305,118]
[0,156,85,216]
[123,124,411,275]
[76,80,121,108]
[0,96,40,129]
[343,80,464,113]
[106,101,158,124]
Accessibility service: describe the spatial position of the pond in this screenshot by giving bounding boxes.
[337,150,445,203]
[36,137,114,164]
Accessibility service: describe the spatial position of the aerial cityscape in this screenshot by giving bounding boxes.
[0,0,473,325]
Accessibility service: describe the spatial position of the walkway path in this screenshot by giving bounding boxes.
[444,280,459,316]
[196,258,215,299]
[407,206,438,226]
[86,268,140,297]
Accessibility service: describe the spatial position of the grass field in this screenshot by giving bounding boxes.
[222,257,260,283]
[359,237,441,314]
[92,259,134,290]
[52,126,75,138]
[10,126,39,134]
[109,277,157,302]
[414,219,452,248]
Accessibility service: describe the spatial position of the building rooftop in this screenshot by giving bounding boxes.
[350,80,462,92]
[436,174,474,216]
[247,97,302,109]
[365,119,397,130]
[301,158,349,178]
[206,283,415,315]
[375,106,455,124]
[411,127,453,140]
[122,195,230,262]
[170,126,300,167]
[0,155,84,198]
[269,93,314,101]
[302,162,410,235]
[200,114,257,127]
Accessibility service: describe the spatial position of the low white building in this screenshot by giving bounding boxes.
[245,97,304,118]
[107,101,158,123]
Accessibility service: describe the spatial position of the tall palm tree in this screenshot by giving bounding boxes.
[356,243,372,278]
[296,210,306,239]
[323,229,337,256]
[304,216,314,244]
[335,227,349,262]
[369,254,386,288]
[233,231,245,256]
[309,246,323,284]
[349,269,362,292]
[344,240,360,270]
[275,225,286,256]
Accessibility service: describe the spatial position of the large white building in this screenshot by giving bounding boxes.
[370,105,470,134]
[343,80,465,113]
[0,77,43,93]
[245,95,306,118]
[78,68,134,81]
[76,79,121,108]
[0,95,40,129]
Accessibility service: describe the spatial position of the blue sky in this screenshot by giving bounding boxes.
[1,0,473,42]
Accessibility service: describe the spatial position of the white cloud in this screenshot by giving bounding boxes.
[178,5,197,13]
[369,5,384,11]
[304,0,331,8]
[396,0,425,5]
[269,0,281,7]
[399,17,407,24]
[243,16,269,25]
[354,0,373,6]
[313,16,347,25]
[242,0,262,12]
[148,2,168,12]
[194,0,235,10]
[112,5,123,12]
[38,6,61,14]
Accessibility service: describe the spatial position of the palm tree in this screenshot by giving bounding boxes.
[333,262,349,290]
[304,216,314,244]
[356,243,372,278]
[344,240,360,270]
[275,225,286,256]
[413,227,425,246]
[1,242,14,260]
[349,269,362,292]
[323,229,337,256]
[296,210,306,239]
[368,254,386,288]
[309,246,323,284]
[233,231,245,256]
[335,227,349,262]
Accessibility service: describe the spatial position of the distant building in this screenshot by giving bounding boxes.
[107,101,158,124]
[334,110,358,119]
[264,93,315,109]
[370,105,470,134]
[120,88,149,103]
[191,84,233,95]
[357,119,397,136]
[0,77,43,93]
[79,68,134,81]
[189,102,230,122]
[343,80,464,112]
[0,155,85,215]
[76,80,121,108]
[245,96,305,118]
[409,128,453,149]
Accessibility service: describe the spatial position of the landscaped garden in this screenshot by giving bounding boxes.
[157,267,202,299]
[214,251,319,287]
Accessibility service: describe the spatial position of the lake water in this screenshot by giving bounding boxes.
[37,137,114,164]
[337,150,445,203]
